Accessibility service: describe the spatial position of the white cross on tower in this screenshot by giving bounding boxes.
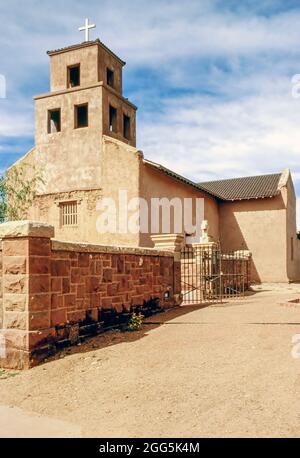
[79,18,96,42]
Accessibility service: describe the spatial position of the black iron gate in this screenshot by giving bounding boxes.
[181,244,251,305]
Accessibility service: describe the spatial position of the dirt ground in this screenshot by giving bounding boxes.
[1,284,300,438]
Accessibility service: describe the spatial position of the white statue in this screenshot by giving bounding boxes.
[200,220,213,243]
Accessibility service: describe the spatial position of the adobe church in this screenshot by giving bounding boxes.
[11,21,300,284]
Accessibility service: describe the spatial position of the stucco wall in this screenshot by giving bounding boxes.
[98,45,123,94]
[102,86,137,147]
[99,136,142,247]
[219,193,292,283]
[16,136,142,246]
[140,163,220,247]
[49,44,100,92]
[49,42,124,95]
[282,174,300,282]
[28,189,102,243]
[34,86,103,193]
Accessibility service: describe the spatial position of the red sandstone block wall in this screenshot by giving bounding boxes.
[50,247,175,328]
[0,232,177,369]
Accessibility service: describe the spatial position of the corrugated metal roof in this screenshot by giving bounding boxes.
[144,159,283,201]
[198,173,282,201]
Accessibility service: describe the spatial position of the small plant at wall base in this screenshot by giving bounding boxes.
[127,313,144,332]
[0,165,44,222]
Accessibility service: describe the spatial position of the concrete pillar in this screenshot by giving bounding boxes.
[151,234,184,305]
[0,221,54,370]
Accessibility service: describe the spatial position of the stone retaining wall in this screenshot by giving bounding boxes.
[50,241,174,327]
[0,222,180,369]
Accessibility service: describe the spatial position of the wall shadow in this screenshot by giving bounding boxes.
[42,296,260,366]
[43,305,210,364]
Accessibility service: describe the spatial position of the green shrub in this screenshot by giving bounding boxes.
[127,312,144,332]
[0,164,44,222]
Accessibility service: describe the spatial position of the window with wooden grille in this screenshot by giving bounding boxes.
[60,201,78,226]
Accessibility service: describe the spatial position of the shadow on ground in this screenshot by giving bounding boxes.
[44,291,263,366]
[45,304,210,364]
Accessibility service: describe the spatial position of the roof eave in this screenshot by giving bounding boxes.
[143,159,217,199]
[219,192,281,203]
[47,39,126,66]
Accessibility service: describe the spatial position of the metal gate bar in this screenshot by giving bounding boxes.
[181,244,250,305]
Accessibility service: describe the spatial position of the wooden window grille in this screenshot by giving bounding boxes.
[60,201,78,226]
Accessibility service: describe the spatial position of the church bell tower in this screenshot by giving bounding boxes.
[34,19,137,195]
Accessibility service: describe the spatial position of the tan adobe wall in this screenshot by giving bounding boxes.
[49,42,124,95]
[49,44,100,92]
[98,46,123,94]
[219,194,290,283]
[34,86,103,193]
[219,171,300,283]
[99,136,142,247]
[13,137,220,249]
[16,137,142,247]
[139,163,220,247]
[283,174,300,282]
[29,189,103,243]
[0,221,178,370]
[102,86,136,147]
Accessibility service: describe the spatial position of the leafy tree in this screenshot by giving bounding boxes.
[0,165,43,222]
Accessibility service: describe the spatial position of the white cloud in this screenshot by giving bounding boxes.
[139,85,300,180]
[0,109,33,138]
[1,1,300,72]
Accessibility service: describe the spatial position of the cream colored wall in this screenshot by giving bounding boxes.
[50,45,99,92]
[219,193,292,283]
[34,86,103,193]
[49,42,124,94]
[25,137,141,245]
[28,189,102,243]
[99,135,142,246]
[139,164,220,247]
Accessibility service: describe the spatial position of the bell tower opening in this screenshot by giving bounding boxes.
[123,114,131,140]
[68,64,80,88]
[75,103,88,129]
[107,68,115,88]
[109,105,118,133]
[48,108,61,133]
[35,19,138,181]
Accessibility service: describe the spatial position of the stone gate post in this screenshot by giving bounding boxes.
[0,221,54,369]
[151,234,184,305]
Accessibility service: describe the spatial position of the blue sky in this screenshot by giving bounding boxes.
[1,0,300,223]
